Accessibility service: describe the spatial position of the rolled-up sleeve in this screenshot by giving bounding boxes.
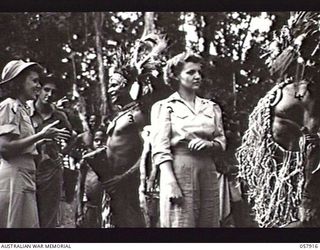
[213,104,226,151]
[0,101,20,137]
[151,101,173,166]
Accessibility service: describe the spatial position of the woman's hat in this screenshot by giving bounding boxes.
[0,60,41,85]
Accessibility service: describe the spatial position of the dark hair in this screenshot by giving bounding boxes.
[164,52,203,90]
[40,75,60,87]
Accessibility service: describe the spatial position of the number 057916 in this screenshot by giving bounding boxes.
[300,244,319,248]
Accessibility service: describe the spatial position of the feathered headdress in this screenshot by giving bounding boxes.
[131,33,168,74]
[263,12,320,81]
[110,32,168,101]
[130,32,168,99]
[110,46,132,84]
[111,29,168,103]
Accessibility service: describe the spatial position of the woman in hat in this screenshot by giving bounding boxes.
[0,60,70,228]
[151,52,226,227]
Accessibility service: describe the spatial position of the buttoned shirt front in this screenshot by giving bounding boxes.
[151,92,226,166]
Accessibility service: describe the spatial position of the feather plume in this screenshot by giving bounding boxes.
[131,33,168,75]
[264,12,320,79]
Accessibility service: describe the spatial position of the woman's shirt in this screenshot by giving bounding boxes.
[0,98,37,171]
[0,98,37,156]
[151,92,226,166]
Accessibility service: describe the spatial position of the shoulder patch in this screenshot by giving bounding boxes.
[166,105,173,114]
[11,101,20,114]
[200,98,217,106]
[11,106,17,114]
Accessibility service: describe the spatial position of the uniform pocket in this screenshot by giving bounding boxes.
[200,110,216,131]
[174,113,188,119]
[19,114,35,138]
[20,113,33,125]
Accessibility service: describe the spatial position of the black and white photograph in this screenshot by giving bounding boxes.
[0,9,320,243]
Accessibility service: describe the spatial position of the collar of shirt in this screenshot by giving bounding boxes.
[27,100,36,116]
[167,92,210,115]
[16,98,31,115]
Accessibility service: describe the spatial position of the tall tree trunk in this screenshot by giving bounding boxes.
[232,72,237,109]
[181,12,203,53]
[93,12,108,116]
[142,12,156,37]
[68,19,88,131]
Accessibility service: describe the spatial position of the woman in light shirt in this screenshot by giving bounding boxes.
[0,60,70,228]
[151,52,226,227]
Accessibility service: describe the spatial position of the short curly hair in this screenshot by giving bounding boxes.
[163,51,203,90]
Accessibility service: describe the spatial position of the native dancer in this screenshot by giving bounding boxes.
[99,32,168,227]
[237,12,320,228]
